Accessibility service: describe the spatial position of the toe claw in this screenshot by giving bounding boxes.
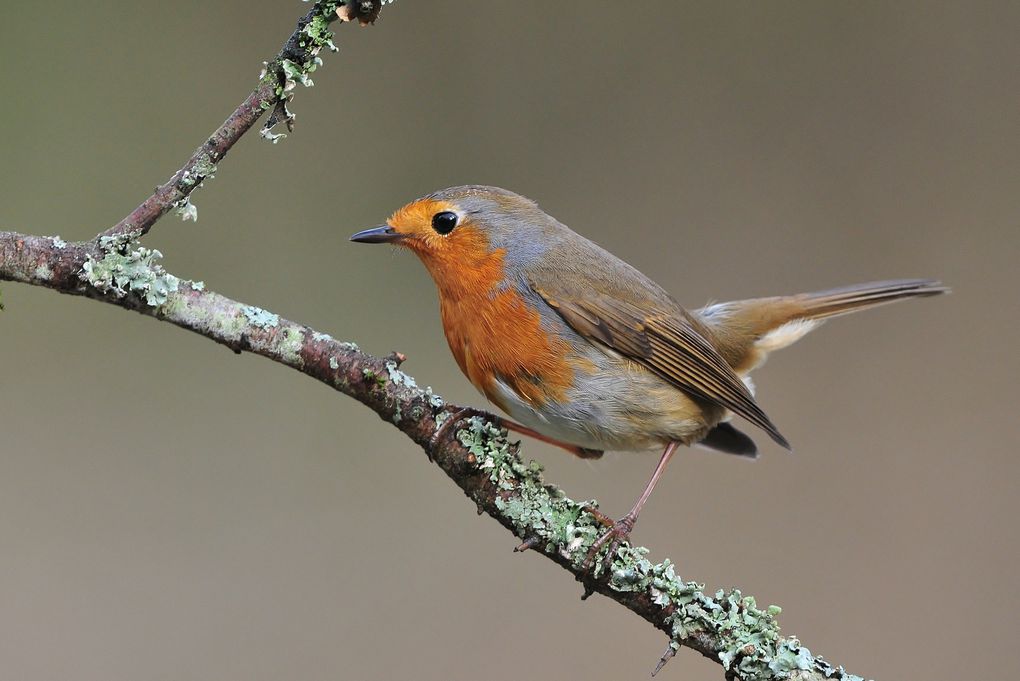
[581,504,616,529]
[429,406,492,458]
[579,514,636,576]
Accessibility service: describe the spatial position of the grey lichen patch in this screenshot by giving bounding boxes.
[80,234,180,307]
[329,356,339,370]
[49,236,67,249]
[337,341,359,352]
[454,416,849,681]
[175,197,198,222]
[260,128,287,144]
[34,264,53,281]
[189,280,205,291]
[385,360,417,389]
[424,386,444,409]
[242,305,280,329]
[312,331,333,343]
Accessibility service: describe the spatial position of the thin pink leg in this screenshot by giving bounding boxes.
[582,441,681,572]
[502,420,603,459]
[429,407,603,460]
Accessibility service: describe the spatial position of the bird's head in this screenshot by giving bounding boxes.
[351,185,553,297]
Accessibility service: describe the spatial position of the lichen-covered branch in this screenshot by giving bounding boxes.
[101,0,388,240]
[0,230,866,681]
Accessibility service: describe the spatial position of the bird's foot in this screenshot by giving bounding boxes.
[429,406,493,460]
[580,511,636,576]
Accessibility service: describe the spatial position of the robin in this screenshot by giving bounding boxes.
[351,185,946,567]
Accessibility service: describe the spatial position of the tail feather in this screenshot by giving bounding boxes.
[791,279,949,321]
[698,278,948,372]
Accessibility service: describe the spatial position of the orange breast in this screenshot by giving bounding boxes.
[436,251,575,411]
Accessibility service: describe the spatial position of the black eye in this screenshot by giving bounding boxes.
[431,211,458,235]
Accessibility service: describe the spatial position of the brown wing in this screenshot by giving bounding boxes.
[533,285,790,449]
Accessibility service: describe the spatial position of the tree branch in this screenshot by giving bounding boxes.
[0,230,866,681]
[0,3,867,679]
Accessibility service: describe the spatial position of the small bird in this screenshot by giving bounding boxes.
[351,185,946,566]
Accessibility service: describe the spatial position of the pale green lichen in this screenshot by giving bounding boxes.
[262,2,397,142]
[313,331,333,342]
[80,234,180,307]
[193,154,217,180]
[34,264,52,280]
[303,8,338,53]
[362,367,386,387]
[329,356,339,370]
[242,305,279,329]
[261,2,341,142]
[179,154,217,189]
[456,417,602,559]
[282,57,318,88]
[454,416,863,681]
[49,236,67,249]
[190,280,205,291]
[279,327,305,366]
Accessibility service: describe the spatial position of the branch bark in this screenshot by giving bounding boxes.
[0,3,867,680]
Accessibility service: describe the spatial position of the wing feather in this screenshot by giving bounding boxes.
[533,284,789,448]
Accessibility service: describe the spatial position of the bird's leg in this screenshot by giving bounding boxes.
[501,420,604,460]
[581,441,680,573]
[431,406,602,460]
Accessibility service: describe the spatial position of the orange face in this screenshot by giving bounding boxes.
[383,197,505,300]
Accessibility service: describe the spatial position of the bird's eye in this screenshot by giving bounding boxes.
[431,211,458,235]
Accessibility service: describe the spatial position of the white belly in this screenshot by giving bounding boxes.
[485,348,716,451]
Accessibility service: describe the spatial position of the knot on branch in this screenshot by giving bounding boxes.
[337,0,390,26]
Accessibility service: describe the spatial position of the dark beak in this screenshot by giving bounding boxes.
[350,225,403,244]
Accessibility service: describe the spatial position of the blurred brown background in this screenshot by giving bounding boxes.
[1,2,1017,679]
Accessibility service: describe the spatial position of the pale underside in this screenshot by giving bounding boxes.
[486,318,816,452]
[487,342,728,452]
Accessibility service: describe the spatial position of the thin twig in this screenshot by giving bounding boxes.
[101,0,381,240]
